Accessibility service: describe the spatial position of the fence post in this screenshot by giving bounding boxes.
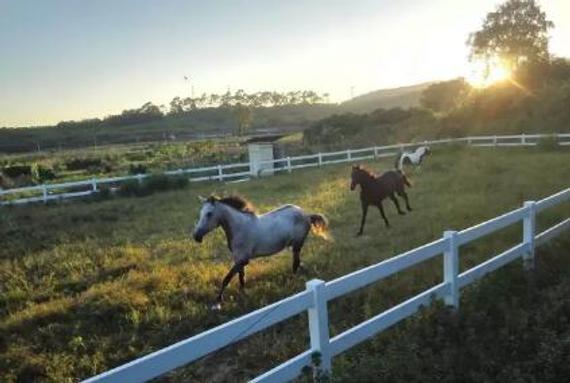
[306,279,331,375]
[493,135,498,146]
[318,152,323,167]
[443,230,459,309]
[42,185,48,203]
[286,157,292,173]
[373,147,379,159]
[91,178,98,193]
[521,133,526,145]
[217,165,223,181]
[523,201,536,270]
[467,137,472,146]
[137,174,144,185]
[347,149,352,161]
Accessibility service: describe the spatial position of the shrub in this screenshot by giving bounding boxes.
[93,187,113,201]
[2,165,32,178]
[118,179,151,197]
[145,174,189,192]
[65,158,102,171]
[537,135,560,150]
[128,164,147,175]
[117,174,188,198]
[31,163,56,183]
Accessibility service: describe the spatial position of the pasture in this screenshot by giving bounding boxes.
[1,146,569,382]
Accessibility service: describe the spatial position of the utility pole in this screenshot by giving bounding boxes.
[184,75,194,97]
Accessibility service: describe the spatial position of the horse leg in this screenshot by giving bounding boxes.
[292,245,303,273]
[238,265,246,289]
[398,190,413,212]
[292,248,301,273]
[292,228,309,272]
[216,260,247,303]
[357,202,369,236]
[378,202,390,228]
[390,193,406,215]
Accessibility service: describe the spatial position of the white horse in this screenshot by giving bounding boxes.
[396,146,431,171]
[192,195,329,307]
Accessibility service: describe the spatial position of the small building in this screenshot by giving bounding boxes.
[245,134,284,177]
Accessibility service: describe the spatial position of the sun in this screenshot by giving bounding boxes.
[466,60,512,88]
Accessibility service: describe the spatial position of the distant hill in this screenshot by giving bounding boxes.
[340,82,435,113]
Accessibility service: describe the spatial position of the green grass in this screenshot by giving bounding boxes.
[0,147,569,382]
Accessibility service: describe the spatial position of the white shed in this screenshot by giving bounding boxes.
[246,135,284,177]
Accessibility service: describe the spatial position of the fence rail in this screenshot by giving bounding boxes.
[2,133,569,206]
[83,186,570,383]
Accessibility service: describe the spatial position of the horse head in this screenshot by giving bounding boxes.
[193,196,223,243]
[350,165,371,190]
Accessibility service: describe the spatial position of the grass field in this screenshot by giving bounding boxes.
[1,146,569,382]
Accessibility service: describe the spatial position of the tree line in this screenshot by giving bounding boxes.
[55,90,329,133]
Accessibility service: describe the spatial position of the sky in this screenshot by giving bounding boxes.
[1,0,569,127]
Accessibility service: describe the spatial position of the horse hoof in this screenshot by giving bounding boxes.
[210,302,222,311]
[355,232,363,237]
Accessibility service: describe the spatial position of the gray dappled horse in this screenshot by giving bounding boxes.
[192,195,329,308]
[395,146,431,171]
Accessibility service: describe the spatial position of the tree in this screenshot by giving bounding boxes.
[104,102,163,126]
[169,97,183,115]
[467,0,554,70]
[420,79,472,113]
[234,104,252,136]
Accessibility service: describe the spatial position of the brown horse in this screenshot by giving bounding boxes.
[350,165,412,236]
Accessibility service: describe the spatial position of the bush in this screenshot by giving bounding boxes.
[31,163,56,183]
[2,165,32,178]
[92,187,113,201]
[65,158,103,171]
[128,164,147,175]
[537,135,560,150]
[145,174,189,191]
[117,174,188,198]
[118,179,151,197]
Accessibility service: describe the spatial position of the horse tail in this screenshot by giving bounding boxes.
[309,213,331,241]
[398,170,412,188]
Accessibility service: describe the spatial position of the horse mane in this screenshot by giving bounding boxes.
[209,195,256,214]
[353,165,376,178]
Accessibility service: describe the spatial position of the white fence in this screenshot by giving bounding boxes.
[83,187,570,383]
[2,133,569,206]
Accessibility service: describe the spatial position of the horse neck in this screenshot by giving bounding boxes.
[358,172,377,189]
[217,204,254,249]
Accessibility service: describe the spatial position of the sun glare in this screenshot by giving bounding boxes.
[466,61,512,88]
